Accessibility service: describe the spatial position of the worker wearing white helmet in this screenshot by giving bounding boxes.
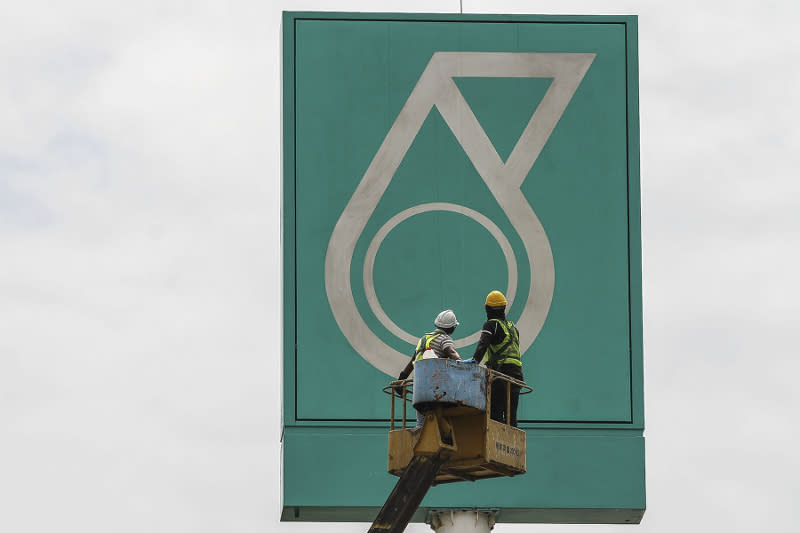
[397,309,462,426]
[398,309,462,380]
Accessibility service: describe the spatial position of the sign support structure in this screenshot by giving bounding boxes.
[283,11,643,525]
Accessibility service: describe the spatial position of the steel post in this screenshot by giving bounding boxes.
[430,510,496,533]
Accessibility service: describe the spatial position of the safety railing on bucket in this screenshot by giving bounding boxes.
[383,369,532,430]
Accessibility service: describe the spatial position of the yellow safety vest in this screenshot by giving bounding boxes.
[413,332,442,362]
[486,319,521,368]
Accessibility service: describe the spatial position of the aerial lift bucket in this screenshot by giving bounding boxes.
[368,359,531,533]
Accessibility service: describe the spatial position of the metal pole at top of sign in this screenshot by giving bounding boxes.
[460,0,463,14]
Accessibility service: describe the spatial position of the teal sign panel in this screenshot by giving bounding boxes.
[283,12,643,524]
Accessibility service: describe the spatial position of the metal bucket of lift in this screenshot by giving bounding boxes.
[412,359,487,412]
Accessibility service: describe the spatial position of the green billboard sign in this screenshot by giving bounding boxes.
[283,12,644,524]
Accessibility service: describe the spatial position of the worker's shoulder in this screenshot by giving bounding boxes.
[415,332,432,345]
[488,317,516,328]
[436,331,454,343]
[481,319,497,331]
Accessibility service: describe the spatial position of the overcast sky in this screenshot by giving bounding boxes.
[1,1,798,532]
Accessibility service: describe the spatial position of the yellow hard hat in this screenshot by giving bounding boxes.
[485,290,507,307]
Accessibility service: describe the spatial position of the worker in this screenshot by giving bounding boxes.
[397,309,462,426]
[468,290,523,427]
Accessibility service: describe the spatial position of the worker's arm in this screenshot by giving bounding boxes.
[399,337,425,381]
[443,345,460,360]
[398,358,414,381]
[470,321,496,362]
[436,334,460,360]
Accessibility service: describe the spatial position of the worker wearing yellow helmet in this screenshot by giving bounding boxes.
[468,290,523,427]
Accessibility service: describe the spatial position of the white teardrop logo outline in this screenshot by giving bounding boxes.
[324,52,596,376]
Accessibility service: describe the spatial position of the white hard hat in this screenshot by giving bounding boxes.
[434,309,459,329]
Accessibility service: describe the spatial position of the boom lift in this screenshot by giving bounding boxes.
[368,359,531,533]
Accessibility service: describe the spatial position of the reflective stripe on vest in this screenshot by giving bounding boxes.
[414,332,442,361]
[487,319,521,367]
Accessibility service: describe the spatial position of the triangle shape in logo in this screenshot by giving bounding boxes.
[453,77,553,162]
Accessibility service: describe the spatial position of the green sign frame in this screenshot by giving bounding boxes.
[283,11,643,524]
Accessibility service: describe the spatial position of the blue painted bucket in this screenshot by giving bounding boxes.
[412,359,487,412]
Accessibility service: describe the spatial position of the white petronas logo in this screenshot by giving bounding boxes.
[325,52,595,376]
